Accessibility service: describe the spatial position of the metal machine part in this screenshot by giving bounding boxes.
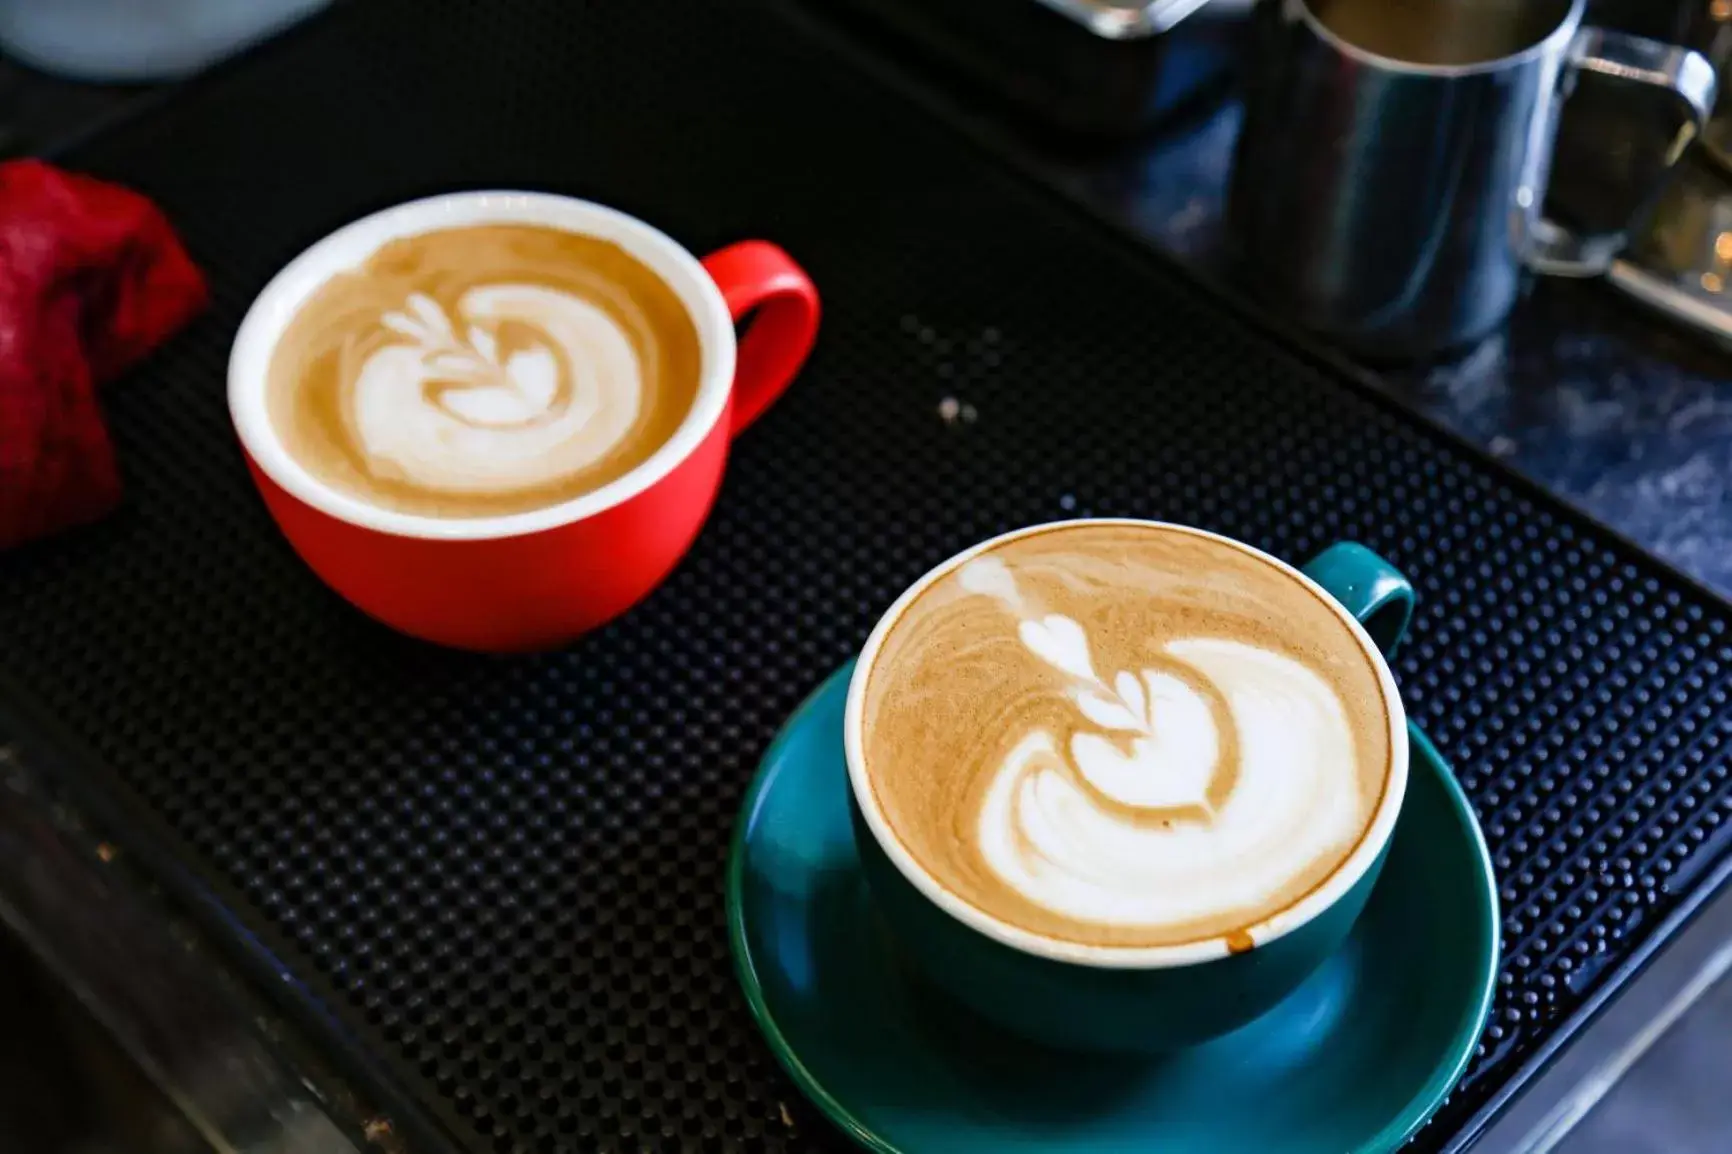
[0,733,367,1154]
[1605,0,1732,345]
[826,0,1249,135]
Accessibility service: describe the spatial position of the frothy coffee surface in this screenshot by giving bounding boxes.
[266,224,701,518]
[860,524,1393,949]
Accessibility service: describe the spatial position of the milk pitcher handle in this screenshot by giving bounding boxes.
[1523,31,1716,278]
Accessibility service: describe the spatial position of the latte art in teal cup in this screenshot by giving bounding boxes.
[844,521,1414,1051]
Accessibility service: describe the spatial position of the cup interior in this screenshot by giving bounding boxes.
[1301,0,1579,73]
[843,519,1410,969]
[227,191,737,541]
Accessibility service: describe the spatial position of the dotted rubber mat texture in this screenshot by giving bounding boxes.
[3,0,1731,1150]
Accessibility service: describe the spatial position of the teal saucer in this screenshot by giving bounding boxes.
[727,663,1500,1154]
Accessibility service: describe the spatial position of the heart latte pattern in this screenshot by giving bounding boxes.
[859,524,1394,949]
[960,555,1366,932]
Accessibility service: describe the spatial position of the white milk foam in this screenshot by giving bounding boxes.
[353,287,642,494]
[959,555,1363,933]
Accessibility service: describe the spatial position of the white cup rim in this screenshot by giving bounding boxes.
[843,518,1411,970]
[227,190,737,541]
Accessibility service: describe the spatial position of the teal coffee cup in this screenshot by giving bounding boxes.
[844,520,1414,1052]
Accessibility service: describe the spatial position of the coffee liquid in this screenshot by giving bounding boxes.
[267,224,701,519]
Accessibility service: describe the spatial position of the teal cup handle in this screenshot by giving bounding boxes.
[1300,542,1413,658]
[847,525,1416,1053]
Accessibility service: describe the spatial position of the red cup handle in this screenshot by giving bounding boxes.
[700,241,820,435]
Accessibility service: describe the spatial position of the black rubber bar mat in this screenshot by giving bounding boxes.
[3,1,1731,1150]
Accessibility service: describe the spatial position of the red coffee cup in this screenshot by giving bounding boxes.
[228,192,819,651]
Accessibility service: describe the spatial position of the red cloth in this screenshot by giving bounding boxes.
[0,159,206,548]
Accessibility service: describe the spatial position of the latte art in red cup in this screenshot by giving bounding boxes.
[265,224,702,519]
[348,287,652,496]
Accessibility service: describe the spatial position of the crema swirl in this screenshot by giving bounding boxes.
[266,224,701,518]
[859,523,1394,949]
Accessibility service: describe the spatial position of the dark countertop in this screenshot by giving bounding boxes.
[1072,99,1732,601]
